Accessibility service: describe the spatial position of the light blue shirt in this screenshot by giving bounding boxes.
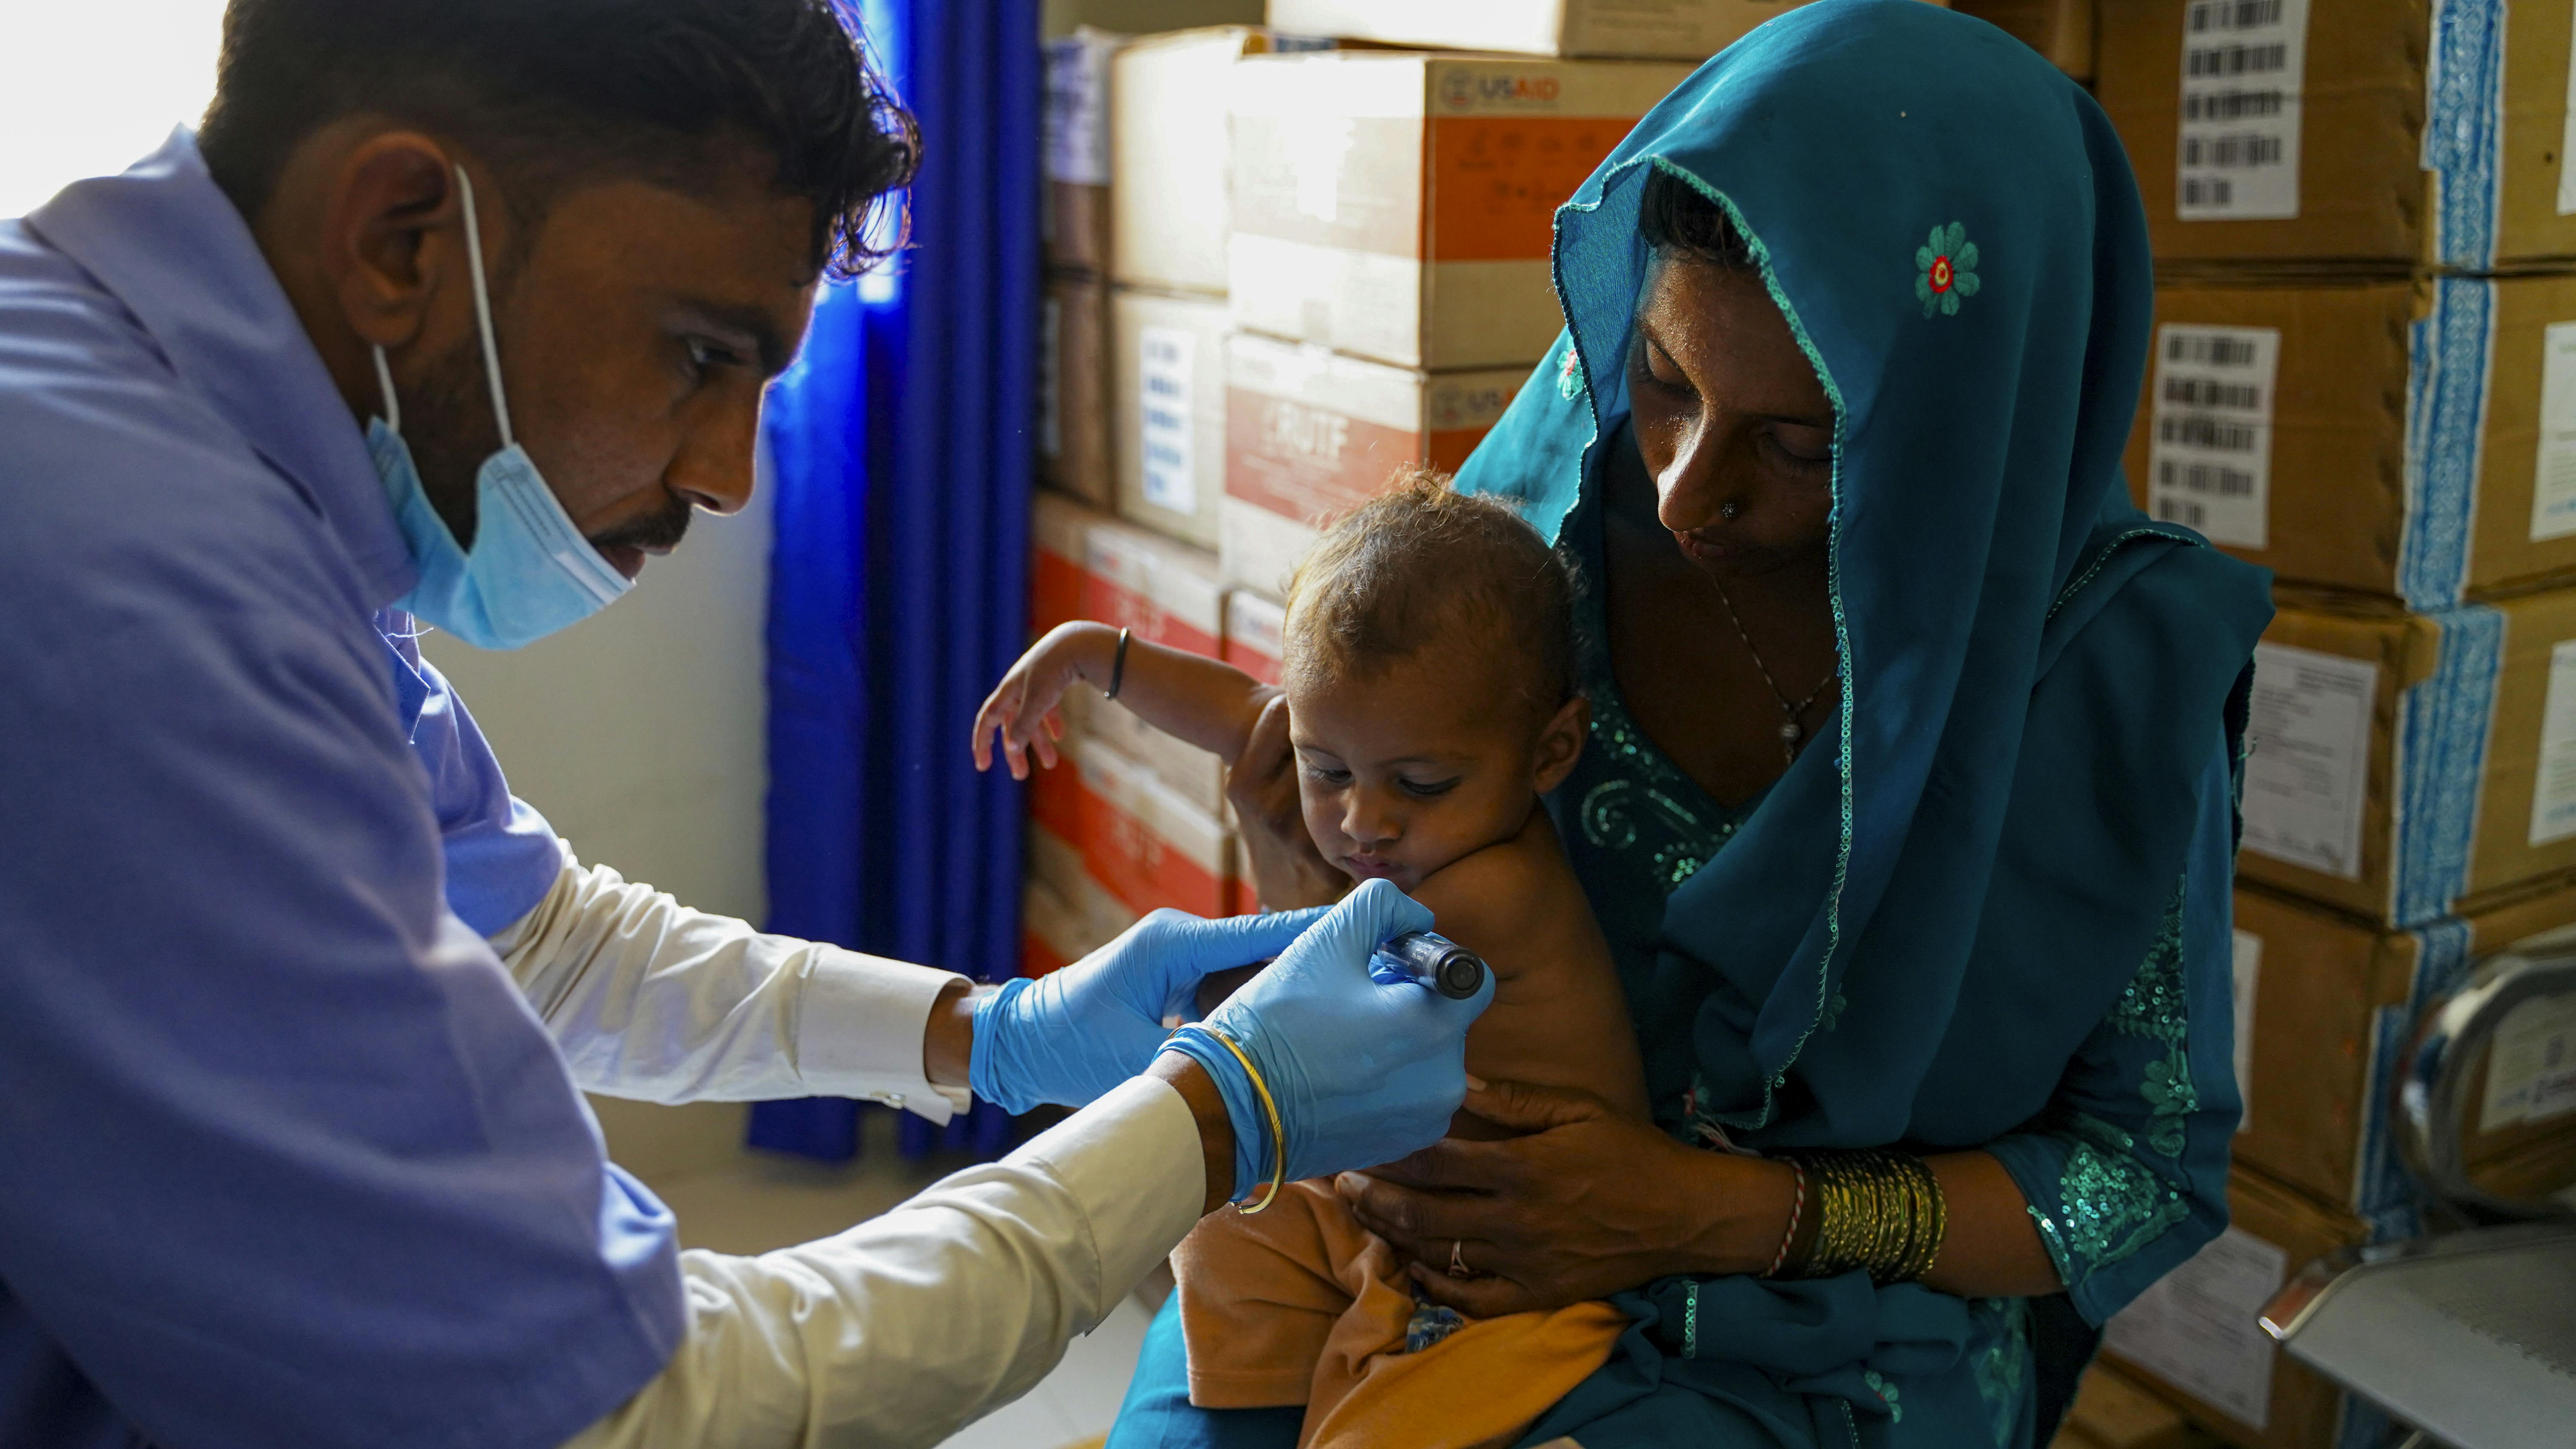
[0,132,683,1448]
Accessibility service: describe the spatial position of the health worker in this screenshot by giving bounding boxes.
[0,3,1491,1447]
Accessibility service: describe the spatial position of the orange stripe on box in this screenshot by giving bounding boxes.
[1079,575,1222,658]
[1076,781,1227,919]
[1224,391,1431,524]
[1429,116,1640,263]
[1427,427,1493,475]
[1032,549,1084,638]
[1027,758,1084,842]
[1022,931,1069,979]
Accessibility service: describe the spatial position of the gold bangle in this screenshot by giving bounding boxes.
[1786,1149,1947,1284]
[1202,1027,1288,1214]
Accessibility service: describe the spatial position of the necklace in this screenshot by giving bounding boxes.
[1709,576,1838,763]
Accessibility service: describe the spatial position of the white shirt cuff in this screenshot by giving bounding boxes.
[796,948,974,1124]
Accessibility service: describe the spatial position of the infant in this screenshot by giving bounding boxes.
[976,477,1646,1449]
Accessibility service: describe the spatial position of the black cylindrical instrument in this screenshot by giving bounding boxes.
[1374,930,1487,1000]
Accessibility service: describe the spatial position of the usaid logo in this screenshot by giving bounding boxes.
[1438,70,1563,112]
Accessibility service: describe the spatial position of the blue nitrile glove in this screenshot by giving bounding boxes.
[1161,878,1493,1198]
[970,906,1329,1114]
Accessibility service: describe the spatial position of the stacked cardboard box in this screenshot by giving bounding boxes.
[1951,0,2092,80]
[2094,5,2576,1443]
[1104,27,1331,554]
[2050,1362,2221,1449]
[1021,493,1240,970]
[1265,0,1829,60]
[1040,30,1122,507]
[1218,44,1691,604]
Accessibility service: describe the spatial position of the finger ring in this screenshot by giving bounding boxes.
[1448,1239,1472,1279]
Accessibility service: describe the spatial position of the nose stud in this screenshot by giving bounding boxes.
[1720,499,1744,522]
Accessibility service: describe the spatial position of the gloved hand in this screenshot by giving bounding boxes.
[1162,878,1492,1198]
[970,906,1327,1114]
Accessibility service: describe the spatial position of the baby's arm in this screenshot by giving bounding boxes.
[972,621,1274,780]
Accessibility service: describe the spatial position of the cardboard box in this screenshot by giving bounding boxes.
[2095,0,2576,269]
[1113,289,1231,548]
[1079,511,1224,659]
[1040,272,1113,508]
[1042,28,1121,275]
[1066,686,1227,816]
[1263,0,1824,59]
[1953,0,2091,80]
[2229,880,2576,1224]
[2235,588,2576,925]
[2103,1169,2367,1449]
[1024,824,1140,976]
[2126,272,2576,607]
[1224,588,1287,686]
[1069,738,1235,919]
[1228,52,1692,370]
[2052,1362,2219,1449]
[1031,489,1103,638]
[1219,332,1521,593]
[1227,837,1260,917]
[1112,28,1326,295]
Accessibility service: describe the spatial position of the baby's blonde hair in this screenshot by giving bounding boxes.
[1281,470,1580,722]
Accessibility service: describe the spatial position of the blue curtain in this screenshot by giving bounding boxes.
[751,0,1041,1162]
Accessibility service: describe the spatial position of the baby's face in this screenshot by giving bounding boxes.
[1286,646,1584,894]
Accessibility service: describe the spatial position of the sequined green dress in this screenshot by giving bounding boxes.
[1536,495,2233,1449]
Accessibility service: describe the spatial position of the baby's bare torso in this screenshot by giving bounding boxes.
[1411,808,1650,1135]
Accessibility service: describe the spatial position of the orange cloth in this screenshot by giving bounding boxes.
[1174,1181,1627,1449]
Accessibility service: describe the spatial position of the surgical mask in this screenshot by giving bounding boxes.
[365,164,631,650]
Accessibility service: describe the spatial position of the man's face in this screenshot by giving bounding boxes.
[400,171,818,578]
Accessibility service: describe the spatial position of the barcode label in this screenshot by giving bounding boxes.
[2175,0,2307,221]
[2148,324,2279,548]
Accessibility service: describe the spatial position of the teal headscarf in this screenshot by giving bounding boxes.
[1451,2,2273,1443]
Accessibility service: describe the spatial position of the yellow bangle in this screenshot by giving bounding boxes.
[1201,1027,1288,1214]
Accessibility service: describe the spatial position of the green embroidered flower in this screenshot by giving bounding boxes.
[1557,342,1586,399]
[1915,222,1980,318]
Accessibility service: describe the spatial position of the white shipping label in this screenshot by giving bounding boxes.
[2147,325,2279,549]
[1038,297,1063,460]
[1043,35,1114,187]
[1138,326,1197,515]
[2241,643,2376,879]
[2175,0,2309,220]
[2533,324,2576,540]
[2105,1227,2288,1430]
[2560,2,2576,214]
[2479,990,2576,1131]
[2532,641,2576,846]
[2232,928,2262,1131]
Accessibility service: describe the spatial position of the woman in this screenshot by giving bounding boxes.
[1113,3,2271,1445]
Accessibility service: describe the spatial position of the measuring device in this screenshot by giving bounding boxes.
[1373,931,1488,1000]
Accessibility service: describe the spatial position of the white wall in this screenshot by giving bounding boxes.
[0,2,225,218]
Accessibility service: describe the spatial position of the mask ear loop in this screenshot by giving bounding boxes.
[452,164,514,451]
[371,346,401,433]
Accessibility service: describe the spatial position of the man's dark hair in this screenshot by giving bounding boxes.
[199,0,917,280]
[1637,166,1756,271]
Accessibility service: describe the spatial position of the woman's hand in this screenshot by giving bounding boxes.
[971,622,1113,780]
[1225,693,1348,910]
[1335,1079,1795,1317]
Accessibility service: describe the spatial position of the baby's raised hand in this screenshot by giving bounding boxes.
[972,622,1112,779]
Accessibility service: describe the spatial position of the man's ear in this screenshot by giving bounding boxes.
[319,132,469,353]
[1530,694,1591,795]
